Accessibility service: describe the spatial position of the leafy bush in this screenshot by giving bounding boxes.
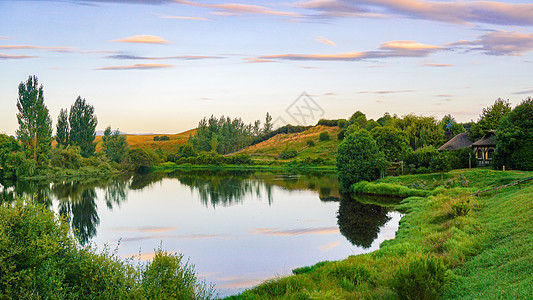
[127,148,160,173]
[153,135,170,141]
[306,139,315,147]
[0,199,214,299]
[280,148,298,159]
[392,256,450,300]
[451,198,471,217]
[319,131,330,141]
[50,146,83,169]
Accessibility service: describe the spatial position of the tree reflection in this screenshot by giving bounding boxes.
[104,178,128,209]
[54,181,100,245]
[337,195,391,248]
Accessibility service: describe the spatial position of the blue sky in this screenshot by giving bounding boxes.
[1,0,533,135]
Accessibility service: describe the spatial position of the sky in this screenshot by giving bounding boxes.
[1,0,533,135]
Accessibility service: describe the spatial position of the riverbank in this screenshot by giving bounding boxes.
[225,168,533,299]
[153,162,337,173]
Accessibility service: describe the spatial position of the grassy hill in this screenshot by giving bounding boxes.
[236,125,341,164]
[94,129,195,153]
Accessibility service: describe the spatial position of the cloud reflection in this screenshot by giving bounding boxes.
[250,227,339,236]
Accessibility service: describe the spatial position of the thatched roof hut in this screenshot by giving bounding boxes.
[438,133,473,151]
[471,130,496,147]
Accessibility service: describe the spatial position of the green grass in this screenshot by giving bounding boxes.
[225,169,533,299]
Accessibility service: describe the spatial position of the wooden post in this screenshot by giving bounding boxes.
[469,153,471,169]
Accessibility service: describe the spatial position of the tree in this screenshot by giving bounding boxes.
[16,75,53,166]
[471,98,511,140]
[439,114,465,140]
[101,126,129,163]
[371,126,410,161]
[336,130,388,191]
[56,108,70,148]
[392,114,443,150]
[493,97,533,170]
[319,131,330,141]
[263,112,273,135]
[69,96,97,157]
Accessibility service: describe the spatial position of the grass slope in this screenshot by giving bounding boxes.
[226,169,533,299]
[237,125,341,164]
[94,129,195,153]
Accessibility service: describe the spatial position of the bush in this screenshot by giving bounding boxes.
[306,139,315,147]
[451,198,471,217]
[280,148,298,159]
[127,148,159,173]
[319,131,330,141]
[0,199,214,299]
[50,146,83,169]
[392,256,450,300]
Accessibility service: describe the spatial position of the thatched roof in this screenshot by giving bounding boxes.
[438,133,473,151]
[472,130,497,147]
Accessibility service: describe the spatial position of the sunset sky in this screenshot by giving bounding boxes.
[1,0,533,135]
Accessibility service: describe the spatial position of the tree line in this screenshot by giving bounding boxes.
[0,75,129,180]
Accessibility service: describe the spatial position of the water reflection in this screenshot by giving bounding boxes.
[1,171,398,250]
[337,196,392,248]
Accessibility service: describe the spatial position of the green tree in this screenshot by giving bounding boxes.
[371,126,410,161]
[493,97,533,170]
[263,112,273,135]
[16,75,53,166]
[439,114,466,140]
[69,96,97,157]
[319,131,330,141]
[128,148,158,173]
[393,114,443,150]
[430,151,452,179]
[471,98,511,140]
[102,126,129,163]
[0,134,22,179]
[336,130,388,191]
[56,108,70,148]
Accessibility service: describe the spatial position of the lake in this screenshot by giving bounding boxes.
[0,170,402,297]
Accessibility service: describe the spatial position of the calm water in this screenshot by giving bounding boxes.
[1,170,401,296]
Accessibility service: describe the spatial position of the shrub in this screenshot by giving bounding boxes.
[127,148,159,173]
[451,198,471,217]
[50,146,83,169]
[306,139,315,147]
[391,256,450,300]
[0,199,214,299]
[319,131,330,141]
[280,148,297,159]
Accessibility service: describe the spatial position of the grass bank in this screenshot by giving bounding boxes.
[226,169,533,299]
[153,162,337,173]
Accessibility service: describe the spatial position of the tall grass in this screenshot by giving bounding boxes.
[226,169,533,299]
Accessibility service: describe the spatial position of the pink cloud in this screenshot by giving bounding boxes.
[155,13,212,21]
[96,63,173,70]
[175,0,300,17]
[111,35,169,44]
[296,0,533,26]
[448,30,533,56]
[315,36,337,47]
[249,227,340,236]
[0,53,38,59]
[258,40,442,62]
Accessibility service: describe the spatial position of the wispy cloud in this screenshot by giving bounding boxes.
[422,60,454,67]
[107,226,178,233]
[315,36,337,47]
[296,0,533,26]
[257,40,442,62]
[111,35,169,44]
[319,241,341,252]
[513,89,533,95]
[107,54,222,60]
[155,13,212,21]
[448,30,533,56]
[243,57,274,63]
[96,63,173,70]
[359,90,415,94]
[0,53,38,59]
[249,227,339,236]
[0,36,13,40]
[175,0,301,17]
[0,45,76,52]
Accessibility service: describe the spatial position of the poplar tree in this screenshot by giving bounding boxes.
[16,75,53,165]
[69,96,97,157]
[56,108,70,148]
